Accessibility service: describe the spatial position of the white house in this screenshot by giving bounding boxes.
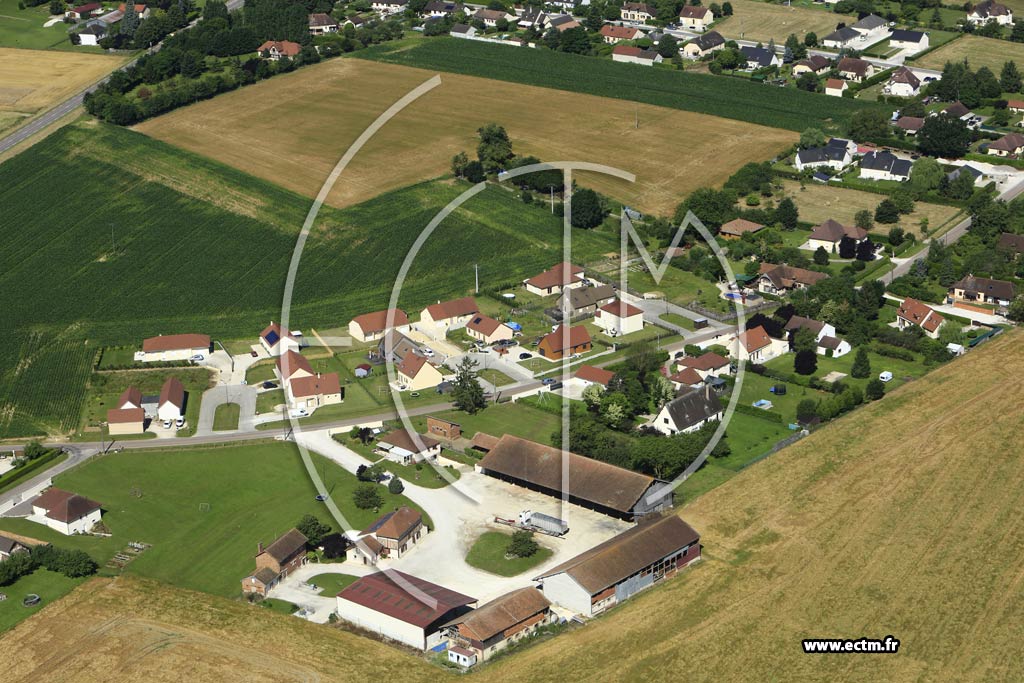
[807,218,868,253]
[157,377,186,422]
[336,571,476,650]
[728,326,787,363]
[885,67,921,98]
[896,298,945,339]
[276,349,314,383]
[794,138,855,171]
[620,1,655,22]
[822,25,861,49]
[288,372,343,412]
[395,351,444,392]
[837,57,874,82]
[850,13,887,40]
[371,0,407,15]
[375,429,442,465]
[678,5,713,30]
[859,151,912,182]
[30,488,102,536]
[785,315,851,357]
[593,300,644,337]
[967,0,1013,25]
[648,386,723,436]
[524,262,585,296]
[77,22,107,45]
[140,333,209,362]
[889,29,929,51]
[259,321,300,357]
[740,45,781,70]
[473,7,515,26]
[348,309,410,343]
[824,78,848,97]
[611,45,663,66]
[681,30,725,58]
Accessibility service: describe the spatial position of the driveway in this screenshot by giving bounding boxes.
[294,430,632,604]
[620,291,729,339]
[194,384,258,436]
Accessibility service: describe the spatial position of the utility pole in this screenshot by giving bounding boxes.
[549,185,555,214]
[474,263,479,293]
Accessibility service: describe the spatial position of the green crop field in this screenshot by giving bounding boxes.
[356,38,883,133]
[0,441,429,600]
[0,122,615,438]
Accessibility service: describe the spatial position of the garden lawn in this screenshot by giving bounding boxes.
[0,441,431,598]
[79,367,214,438]
[309,572,360,597]
[213,403,241,431]
[0,569,86,633]
[766,346,929,393]
[465,531,553,577]
[409,402,562,443]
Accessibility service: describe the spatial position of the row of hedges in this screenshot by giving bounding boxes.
[733,402,784,423]
[0,448,63,494]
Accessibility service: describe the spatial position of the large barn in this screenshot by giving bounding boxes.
[476,434,673,520]
[534,514,700,617]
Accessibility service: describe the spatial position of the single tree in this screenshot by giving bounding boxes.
[796,398,818,422]
[570,187,607,229]
[507,530,539,558]
[296,514,331,545]
[813,245,830,265]
[799,127,827,149]
[888,226,905,247]
[910,156,944,195]
[804,31,817,46]
[794,349,818,375]
[388,476,405,494]
[796,72,819,92]
[452,356,487,414]
[875,198,900,224]
[451,151,468,177]
[865,377,885,400]
[353,483,383,510]
[856,238,876,261]
[854,209,873,232]
[476,123,513,173]
[838,235,857,259]
[1001,60,1022,93]
[917,114,972,158]
[463,160,485,183]
[850,347,871,378]
[775,197,799,229]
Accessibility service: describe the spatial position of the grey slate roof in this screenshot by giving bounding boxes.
[665,387,722,431]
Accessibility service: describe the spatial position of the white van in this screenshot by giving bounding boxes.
[879,371,893,383]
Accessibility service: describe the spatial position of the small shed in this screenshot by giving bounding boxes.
[354,364,372,378]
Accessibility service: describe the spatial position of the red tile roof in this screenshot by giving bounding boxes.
[158,377,185,409]
[425,296,478,321]
[466,314,505,337]
[737,326,772,353]
[679,351,729,372]
[276,350,313,379]
[106,407,144,424]
[670,367,702,386]
[575,364,614,386]
[541,325,591,353]
[525,262,584,290]
[260,321,297,346]
[378,429,439,454]
[32,488,101,523]
[289,372,341,398]
[598,299,643,318]
[338,570,476,627]
[117,386,142,409]
[600,25,641,39]
[257,40,302,56]
[896,298,944,333]
[351,309,409,335]
[396,351,429,378]
[371,506,422,541]
[719,218,764,236]
[142,333,209,353]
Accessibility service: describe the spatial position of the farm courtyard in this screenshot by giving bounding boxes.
[135,57,797,216]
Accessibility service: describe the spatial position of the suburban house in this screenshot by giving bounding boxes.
[889,29,928,51]
[611,45,663,66]
[620,1,655,22]
[419,297,479,336]
[896,298,945,338]
[987,132,1024,157]
[450,23,477,38]
[886,67,921,97]
[574,364,615,389]
[336,571,477,650]
[140,333,209,362]
[548,14,580,31]
[807,218,868,253]
[538,325,592,360]
[426,416,461,441]
[259,321,300,356]
[423,0,461,17]
[740,45,781,70]
[466,314,514,345]
[896,116,925,135]
[395,351,444,391]
[785,315,851,357]
[0,534,29,561]
[822,25,861,49]
[593,299,644,337]
[30,488,102,536]
[66,2,101,19]
[1009,100,1024,114]
[441,587,554,665]
[524,262,585,296]
[276,349,313,383]
[257,40,302,60]
[349,309,410,343]
[678,5,713,30]
[157,377,185,422]
[824,78,848,97]
[719,218,765,239]
[308,12,338,34]
[241,528,308,597]
[558,284,616,318]
[288,372,343,412]
[794,138,855,171]
[106,399,145,435]
[850,13,887,39]
[947,164,984,186]
[967,0,1013,25]
[676,351,731,379]
[837,57,874,82]
[371,0,407,14]
[516,5,549,29]
[949,274,1015,306]
[473,7,515,26]
[77,22,108,45]
[791,55,831,76]
[343,15,367,27]
[376,429,442,465]
[377,330,420,364]
[859,151,912,182]
[649,386,723,435]
[533,514,700,618]
[600,24,643,43]
[668,366,702,391]
[681,30,724,58]
[477,434,674,520]
[757,263,829,294]
[997,232,1024,257]
[362,506,425,558]
[728,325,787,363]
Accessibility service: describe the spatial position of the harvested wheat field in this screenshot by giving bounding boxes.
[5,333,1023,682]
[914,34,1024,72]
[0,48,124,124]
[778,179,963,236]
[714,0,856,45]
[135,58,796,216]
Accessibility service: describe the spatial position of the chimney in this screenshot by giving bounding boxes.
[257,541,264,554]
[705,383,711,400]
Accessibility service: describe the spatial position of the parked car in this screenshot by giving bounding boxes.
[175,417,184,428]
[547,381,563,390]
[190,354,204,362]
[262,381,278,390]
[519,352,532,360]
[420,347,435,357]
[250,350,258,357]
[290,408,308,417]
[879,371,893,382]
[162,419,172,429]
[541,378,557,385]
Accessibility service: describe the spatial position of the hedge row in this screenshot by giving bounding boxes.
[0,449,63,494]
[733,402,784,423]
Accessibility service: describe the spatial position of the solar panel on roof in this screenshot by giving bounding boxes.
[264,330,280,346]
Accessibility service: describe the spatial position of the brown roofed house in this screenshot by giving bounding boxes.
[242,528,308,596]
[466,314,514,345]
[141,333,209,361]
[987,132,1024,158]
[896,298,945,338]
[719,218,765,239]
[363,506,425,558]
[349,309,410,342]
[997,232,1024,256]
[524,262,585,296]
[575,364,615,387]
[757,262,829,294]
[276,349,314,381]
[257,40,302,60]
[288,372,343,411]
[421,297,479,332]
[377,428,441,464]
[600,24,643,43]
[395,350,445,392]
[837,57,874,82]
[442,587,554,661]
[808,218,868,253]
[157,377,185,422]
[538,325,591,360]
[949,274,1015,305]
[30,488,103,535]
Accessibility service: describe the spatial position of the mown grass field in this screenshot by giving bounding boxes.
[914,34,1024,72]
[0,0,84,51]
[354,38,880,133]
[0,122,615,438]
[714,0,856,44]
[3,333,1022,681]
[0,48,122,130]
[0,441,429,600]
[136,57,796,215]
[778,180,963,237]
[465,531,554,577]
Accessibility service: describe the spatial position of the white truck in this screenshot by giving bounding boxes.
[518,510,569,536]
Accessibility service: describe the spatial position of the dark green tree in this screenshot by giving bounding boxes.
[1002,60,1022,93]
[804,31,817,46]
[794,349,817,375]
[476,123,513,173]
[387,476,405,494]
[452,356,487,414]
[507,530,539,558]
[875,198,900,224]
[570,187,607,229]
[917,114,971,158]
[813,245,830,265]
[775,197,799,230]
[296,514,331,545]
[850,347,871,378]
[865,377,885,400]
[353,483,383,510]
